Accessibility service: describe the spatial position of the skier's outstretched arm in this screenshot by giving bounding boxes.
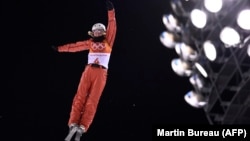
[52,40,91,53]
[106,0,117,48]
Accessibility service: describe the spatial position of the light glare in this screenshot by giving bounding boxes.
[220,27,240,46]
[203,41,217,61]
[195,62,208,78]
[191,9,207,28]
[204,0,223,13]
[237,9,250,30]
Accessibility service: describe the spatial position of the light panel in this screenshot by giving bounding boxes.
[237,9,250,30]
[190,9,207,28]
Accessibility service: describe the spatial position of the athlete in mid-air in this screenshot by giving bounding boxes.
[53,1,116,140]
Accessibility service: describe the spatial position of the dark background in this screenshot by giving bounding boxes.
[2,0,209,141]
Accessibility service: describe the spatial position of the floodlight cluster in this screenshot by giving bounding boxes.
[160,0,250,109]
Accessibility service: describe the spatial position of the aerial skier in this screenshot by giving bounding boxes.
[52,1,116,141]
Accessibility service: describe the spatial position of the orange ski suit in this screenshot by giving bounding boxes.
[57,9,116,132]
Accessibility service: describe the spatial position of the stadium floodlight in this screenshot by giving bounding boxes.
[204,0,223,13]
[171,58,193,77]
[184,90,207,108]
[237,9,250,30]
[203,40,217,62]
[175,43,198,61]
[162,14,181,32]
[220,26,240,47]
[170,0,186,17]
[160,31,179,49]
[195,61,208,78]
[189,73,204,90]
[161,0,250,124]
[190,9,207,29]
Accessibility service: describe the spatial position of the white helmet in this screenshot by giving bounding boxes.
[92,23,106,32]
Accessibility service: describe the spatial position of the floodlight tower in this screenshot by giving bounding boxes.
[160,0,250,124]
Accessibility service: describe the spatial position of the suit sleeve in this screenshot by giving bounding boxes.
[106,9,117,48]
[57,39,91,52]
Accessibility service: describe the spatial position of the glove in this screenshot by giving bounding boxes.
[51,45,58,51]
[106,0,114,10]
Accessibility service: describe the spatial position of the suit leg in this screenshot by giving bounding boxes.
[68,67,91,125]
[80,68,107,131]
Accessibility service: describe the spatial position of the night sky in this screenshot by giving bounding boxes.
[2,0,209,141]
